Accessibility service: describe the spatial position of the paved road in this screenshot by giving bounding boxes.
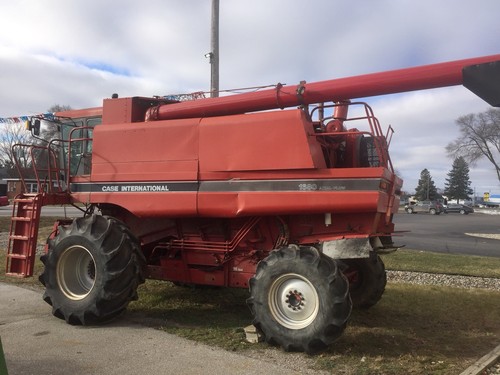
[393,211,500,257]
[0,283,317,375]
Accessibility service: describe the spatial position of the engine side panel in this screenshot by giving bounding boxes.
[199,110,326,172]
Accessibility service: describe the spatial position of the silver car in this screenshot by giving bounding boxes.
[405,201,444,215]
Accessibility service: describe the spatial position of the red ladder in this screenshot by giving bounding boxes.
[5,194,43,277]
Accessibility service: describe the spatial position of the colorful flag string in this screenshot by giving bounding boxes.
[0,113,54,124]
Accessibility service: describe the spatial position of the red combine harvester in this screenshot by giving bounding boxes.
[6,55,500,353]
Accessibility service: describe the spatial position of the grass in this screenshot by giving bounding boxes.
[316,284,499,374]
[127,280,499,374]
[383,248,500,278]
[128,281,252,351]
[1,217,499,374]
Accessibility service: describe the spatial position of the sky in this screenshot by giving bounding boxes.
[1,0,499,194]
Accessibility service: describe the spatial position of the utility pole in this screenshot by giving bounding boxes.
[426,174,430,200]
[210,0,220,98]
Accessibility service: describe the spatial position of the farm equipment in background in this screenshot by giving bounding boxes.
[6,54,500,353]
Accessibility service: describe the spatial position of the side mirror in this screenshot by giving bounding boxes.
[33,119,41,136]
[25,118,41,135]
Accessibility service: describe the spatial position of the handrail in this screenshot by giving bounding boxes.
[310,102,393,171]
[11,143,64,194]
[66,126,94,187]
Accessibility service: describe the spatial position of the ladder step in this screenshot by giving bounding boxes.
[18,206,35,211]
[5,272,28,278]
[6,193,42,278]
[11,217,32,222]
[6,253,28,260]
[9,235,30,241]
[14,198,36,203]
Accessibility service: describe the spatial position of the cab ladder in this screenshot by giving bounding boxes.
[5,193,43,277]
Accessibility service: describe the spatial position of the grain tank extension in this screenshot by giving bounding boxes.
[6,54,500,353]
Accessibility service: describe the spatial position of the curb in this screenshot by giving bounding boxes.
[459,343,500,375]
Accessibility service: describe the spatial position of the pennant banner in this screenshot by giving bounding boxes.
[0,113,54,124]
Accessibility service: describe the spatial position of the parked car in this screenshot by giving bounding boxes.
[0,196,9,206]
[405,200,444,215]
[444,203,474,215]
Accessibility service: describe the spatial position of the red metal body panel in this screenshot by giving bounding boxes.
[78,108,394,218]
[199,110,325,172]
[197,190,384,217]
[54,107,102,119]
[92,118,199,180]
[101,97,176,124]
[88,118,199,216]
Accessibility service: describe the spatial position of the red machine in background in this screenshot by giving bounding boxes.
[6,54,500,353]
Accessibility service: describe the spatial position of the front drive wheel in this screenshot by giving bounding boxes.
[247,245,352,354]
[39,215,145,325]
[342,252,387,309]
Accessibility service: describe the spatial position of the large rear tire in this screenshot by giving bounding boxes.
[247,245,352,354]
[342,252,387,309]
[39,215,145,325]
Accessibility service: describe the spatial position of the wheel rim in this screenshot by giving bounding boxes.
[57,245,96,300]
[268,273,319,330]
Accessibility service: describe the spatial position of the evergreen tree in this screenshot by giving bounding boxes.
[414,169,438,201]
[444,157,473,203]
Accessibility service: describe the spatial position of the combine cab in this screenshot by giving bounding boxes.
[6,54,500,353]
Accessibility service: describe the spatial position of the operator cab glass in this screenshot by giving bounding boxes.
[59,116,101,176]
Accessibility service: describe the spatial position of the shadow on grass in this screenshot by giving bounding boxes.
[128,280,251,328]
[127,280,500,374]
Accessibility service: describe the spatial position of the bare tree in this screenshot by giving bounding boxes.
[42,104,72,141]
[446,108,500,182]
[0,121,33,176]
[48,104,72,112]
[0,105,72,177]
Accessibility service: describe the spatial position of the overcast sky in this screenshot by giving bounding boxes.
[1,0,499,194]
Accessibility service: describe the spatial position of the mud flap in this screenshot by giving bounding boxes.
[321,237,371,259]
